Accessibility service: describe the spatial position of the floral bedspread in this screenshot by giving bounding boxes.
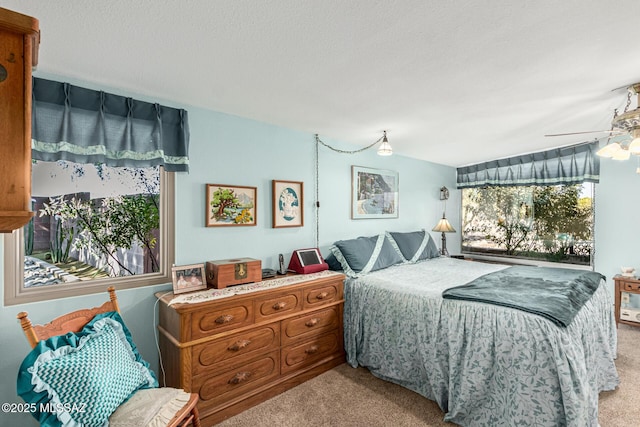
[343,257,619,427]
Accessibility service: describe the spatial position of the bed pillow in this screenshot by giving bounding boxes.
[17,312,158,427]
[330,233,405,277]
[387,230,440,262]
[323,252,343,271]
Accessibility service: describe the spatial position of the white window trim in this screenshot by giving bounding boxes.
[3,171,175,306]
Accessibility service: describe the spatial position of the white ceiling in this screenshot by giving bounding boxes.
[4,0,640,167]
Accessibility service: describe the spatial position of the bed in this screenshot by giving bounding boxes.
[331,231,619,427]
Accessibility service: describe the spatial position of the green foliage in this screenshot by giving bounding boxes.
[462,184,593,261]
[210,188,240,221]
[39,197,77,263]
[463,186,533,255]
[39,194,159,275]
[532,186,591,242]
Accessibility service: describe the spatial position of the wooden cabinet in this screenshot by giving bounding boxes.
[0,8,40,232]
[614,275,640,328]
[156,273,345,425]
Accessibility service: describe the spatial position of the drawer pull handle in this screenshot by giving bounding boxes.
[316,292,329,300]
[228,371,252,385]
[305,345,319,354]
[273,301,286,310]
[215,314,234,324]
[305,318,320,327]
[228,339,252,351]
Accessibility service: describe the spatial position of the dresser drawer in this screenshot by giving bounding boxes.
[192,323,280,376]
[281,330,342,374]
[281,306,340,345]
[194,350,280,413]
[255,289,303,323]
[191,301,254,340]
[303,280,342,309]
[623,281,640,292]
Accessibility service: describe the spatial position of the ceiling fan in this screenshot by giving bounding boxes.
[544,82,640,139]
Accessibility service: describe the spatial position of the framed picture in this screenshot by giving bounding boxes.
[172,263,206,294]
[206,184,257,227]
[272,180,304,228]
[351,166,399,219]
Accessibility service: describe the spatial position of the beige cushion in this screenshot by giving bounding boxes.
[109,387,191,427]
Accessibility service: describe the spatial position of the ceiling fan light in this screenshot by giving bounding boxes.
[612,148,631,161]
[629,137,640,155]
[596,142,622,158]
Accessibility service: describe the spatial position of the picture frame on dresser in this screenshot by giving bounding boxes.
[206,184,257,227]
[351,165,399,219]
[172,263,206,294]
[272,180,303,228]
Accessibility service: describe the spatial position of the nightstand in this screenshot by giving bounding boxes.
[613,275,640,328]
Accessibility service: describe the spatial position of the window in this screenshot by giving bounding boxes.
[4,162,174,306]
[461,183,594,266]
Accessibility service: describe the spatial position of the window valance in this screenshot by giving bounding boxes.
[31,78,190,172]
[456,141,599,189]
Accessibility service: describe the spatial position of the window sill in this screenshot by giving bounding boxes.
[460,253,593,271]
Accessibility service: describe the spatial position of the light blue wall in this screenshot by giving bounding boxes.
[0,76,456,425]
[594,154,640,308]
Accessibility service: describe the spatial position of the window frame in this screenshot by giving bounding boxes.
[3,169,175,306]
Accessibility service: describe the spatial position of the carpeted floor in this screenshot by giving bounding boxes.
[216,325,639,427]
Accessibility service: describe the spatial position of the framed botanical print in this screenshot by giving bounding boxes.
[172,263,206,294]
[351,166,399,219]
[272,180,303,228]
[206,184,257,227]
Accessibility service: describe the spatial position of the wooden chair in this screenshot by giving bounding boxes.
[17,286,201,427]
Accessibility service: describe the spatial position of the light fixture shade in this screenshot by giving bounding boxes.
[596,142,622,158]
[377,131,392,156]
[628,137,640,154]
[432,217,456,233]
[612,148,631,161]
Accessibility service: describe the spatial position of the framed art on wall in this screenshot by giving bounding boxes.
[206,184,257,227]
[351,166,399,219]
[272,180,303,228]
[172,263,206,294]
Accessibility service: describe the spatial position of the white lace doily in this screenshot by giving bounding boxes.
[166,270,342,306]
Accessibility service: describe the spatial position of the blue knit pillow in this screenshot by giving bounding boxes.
[23,316,157,427]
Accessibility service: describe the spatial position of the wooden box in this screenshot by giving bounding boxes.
[206,258,261,289]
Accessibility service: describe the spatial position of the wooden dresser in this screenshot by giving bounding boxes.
[156,272,345,425]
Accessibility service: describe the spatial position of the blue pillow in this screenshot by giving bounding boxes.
[387,230,440,262]
[323,252,343,271]
[17,312,157,427]
[330,233,404,277]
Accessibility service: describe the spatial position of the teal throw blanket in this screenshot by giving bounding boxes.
[442,266,604,327]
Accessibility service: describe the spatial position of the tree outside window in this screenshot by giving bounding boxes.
[462,183,594,265]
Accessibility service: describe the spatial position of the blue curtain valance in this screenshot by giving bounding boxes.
[31,78,190,172]
[456,141,600,189]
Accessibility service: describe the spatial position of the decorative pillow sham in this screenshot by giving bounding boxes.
[330,233,404,277]
[387,230,440,262]
[17,312,158,427]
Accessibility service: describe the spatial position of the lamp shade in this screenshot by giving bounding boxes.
[612,149,631,161]
[377,130,392,156]
[432,216,456,233]
[628,137,640,154]
[596,142,622,158]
